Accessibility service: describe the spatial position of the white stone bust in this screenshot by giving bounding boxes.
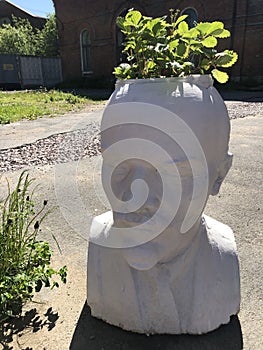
[87,77,240,335]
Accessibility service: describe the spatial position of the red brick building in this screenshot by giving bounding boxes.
[53,0,263,85]
[0,0,46,29]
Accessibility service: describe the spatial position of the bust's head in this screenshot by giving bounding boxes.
[100,90,232,251]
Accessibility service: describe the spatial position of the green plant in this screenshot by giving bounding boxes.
[0,171,67,322]
[0,15,59,57]
[0,16,36,56]
[113,9,238,83]
[35,14,59,57]
[0,89,103,124]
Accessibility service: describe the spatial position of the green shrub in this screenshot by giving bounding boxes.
[114,9,238,83]
[0,171,67,322]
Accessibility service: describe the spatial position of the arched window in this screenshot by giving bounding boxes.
[80,30,92,74]
[181,8,198,28]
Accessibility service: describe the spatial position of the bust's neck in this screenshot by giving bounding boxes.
[122,216,204,270]
[156,216,204,264]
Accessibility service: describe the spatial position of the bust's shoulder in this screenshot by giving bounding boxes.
[203,214,233,234]
[203,214,237,252]
[89,211,113,242]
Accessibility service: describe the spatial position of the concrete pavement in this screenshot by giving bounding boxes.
[0,109,102,150]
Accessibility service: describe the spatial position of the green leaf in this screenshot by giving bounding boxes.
[147,60,156,70]
[196,22,213,35]
[152,21,165,36]
[212,69,229,83]
[203,48,217,58]
[116,16,125,29]
[182,62,194,73]
[195,21,229,37]
[215,29,230,38]
[209,28,224,36]
[177,43,186,56]
[113,63,132,79]
[183,28,199,38]
[174,15,188,27]
[215,50,238,67]
[126,10,142,25]
[206,21,224,34]
[178,21,189,34]
[202,36,218,48]
[112,10,238,80]
[200,58,210,70]
[169,39,179,50]
[147,17,166,35]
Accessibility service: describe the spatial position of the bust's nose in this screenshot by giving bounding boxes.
[121,167,161,211]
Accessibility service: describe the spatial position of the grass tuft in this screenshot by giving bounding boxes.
[0,89,105,124]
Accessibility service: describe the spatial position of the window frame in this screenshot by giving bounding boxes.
[80,29,92,75]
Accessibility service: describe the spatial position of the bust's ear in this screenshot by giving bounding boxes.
[211,153,233,196]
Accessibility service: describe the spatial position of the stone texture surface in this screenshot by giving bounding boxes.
[88,77,240,335]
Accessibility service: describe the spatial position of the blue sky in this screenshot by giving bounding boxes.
[9,0,54,17]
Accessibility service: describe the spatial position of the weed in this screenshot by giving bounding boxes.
[0,171,67,322]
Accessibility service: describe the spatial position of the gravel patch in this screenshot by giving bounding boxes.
[0,101,262,174]
[0,122,101,173]
[225,101,263,119]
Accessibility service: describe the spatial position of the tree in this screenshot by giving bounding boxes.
[0,14,59,57]
[35,14,59,57]
[0,16,36,55]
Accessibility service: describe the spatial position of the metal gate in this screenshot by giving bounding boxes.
[41,57,63,87]
[19,56,43,87]
[0,54,62,88]
[0,54,20,87]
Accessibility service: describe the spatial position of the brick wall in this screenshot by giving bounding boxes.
[53,0,263,85]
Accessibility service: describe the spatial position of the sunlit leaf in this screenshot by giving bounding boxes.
[174,15,188,27]
[169,39,179,49]
[202,36,217,48]
[215,50,238,67]
[126,10,142,25]
[147,60,156,69]
[178,21,189,33]
[206,21,224,35]
[183,28,199,38]
[215,29,230,38]
[195,22,213,35]
[212,69,229,83]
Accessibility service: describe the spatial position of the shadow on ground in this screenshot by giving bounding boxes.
[219,89,263,102]
[70,303,243,350]
[0,307,59,350]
